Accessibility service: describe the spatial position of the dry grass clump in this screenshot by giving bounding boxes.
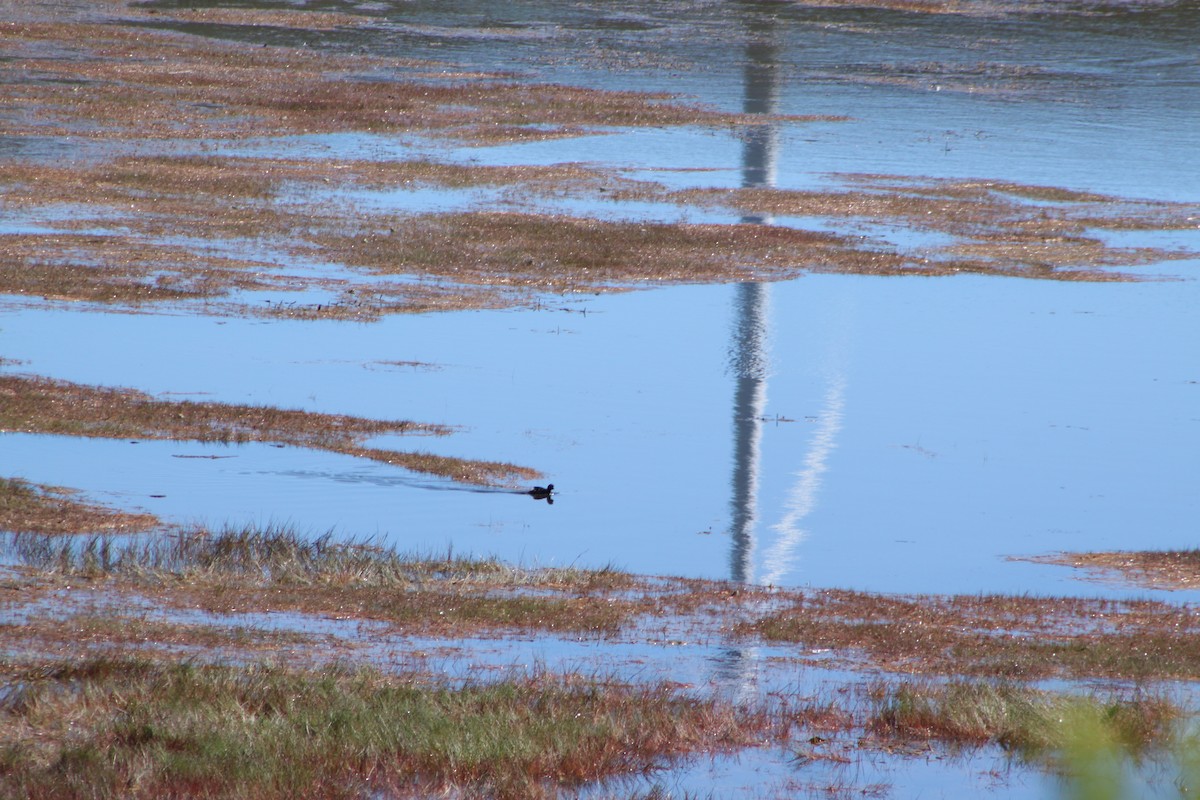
[0,477,159,537]
[0,656,774,800]
[738,588,1200,681]
[0,374,537,485]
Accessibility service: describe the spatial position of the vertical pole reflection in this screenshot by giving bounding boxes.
[728,284,769,583]
[728,7,780,585]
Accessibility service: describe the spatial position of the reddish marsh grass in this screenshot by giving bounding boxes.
[1,528,1194,798]
[6,17,1190,324]
[738,588,1200,681]
[7,154,1191,321]
[10,610,324,656]
[2,18,790,143]
[325,211,906,290]
[0,477,158,536]
[0,656,779,800]
[1031,550,1200,591]
[0,232,285,306]
[0,374,537,485]
[671,176,1199,279]
[9,519,1200,681]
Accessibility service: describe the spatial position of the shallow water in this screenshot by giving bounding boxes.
[5,1,1200,598]
[6,268,1199,598]
[159,0,1200,201]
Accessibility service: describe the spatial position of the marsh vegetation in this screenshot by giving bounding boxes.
[0,656,775,800]
[0,374,536,486]
[0,477,159,537]
[3,526,1198,798]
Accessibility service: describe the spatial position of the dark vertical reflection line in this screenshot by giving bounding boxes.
[728,284,769,584]
[728,6,780,585]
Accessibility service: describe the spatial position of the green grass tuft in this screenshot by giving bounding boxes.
[867,680,1179,761]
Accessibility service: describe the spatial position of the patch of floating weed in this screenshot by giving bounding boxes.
[671,176,1199,279]
[737,588,1200,681]
[1029,550,1200,591]
[1,19,804,143]
[322,211,907,290]
[0,374,537,485]
[0,477,158,537]
[772,0,1181,17]
[0,655,777,800]
[138,7,372,30]
[314,158,657,196]
[0,232,286,305]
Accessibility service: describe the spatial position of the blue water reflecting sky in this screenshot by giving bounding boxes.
[4,0,1199,602]
[5,268,1197,597]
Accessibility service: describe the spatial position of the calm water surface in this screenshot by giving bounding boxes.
[5,270,1198,597]
[4,3,1200,593]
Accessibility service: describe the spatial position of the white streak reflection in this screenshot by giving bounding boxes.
[761,372,847,586]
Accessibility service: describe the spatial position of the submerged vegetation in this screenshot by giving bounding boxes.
[0,374,537,486]
[1031,550,1200,592]
[737,587,1200,681]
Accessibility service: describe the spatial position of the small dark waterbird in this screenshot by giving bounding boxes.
[527,483,555,503]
